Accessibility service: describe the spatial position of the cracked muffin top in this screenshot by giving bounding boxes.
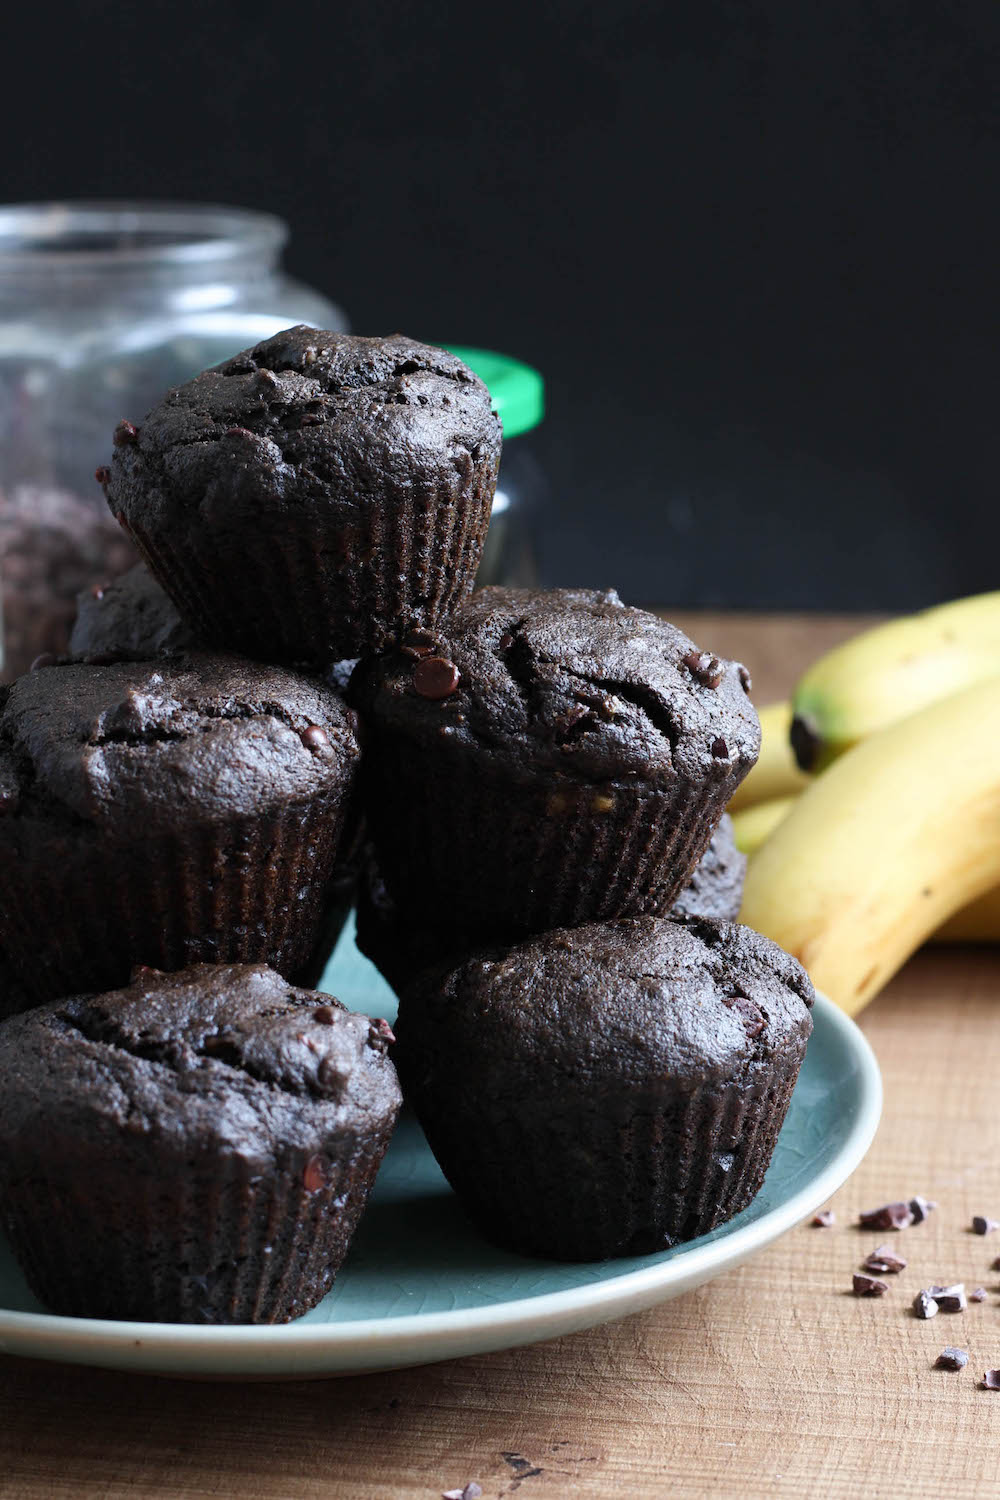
[0,963,401,1158]
[352,586,761,786]
[103,327,502,533]
[69,563,196,662]
[395,915,815,1090]
[0,653,359,836]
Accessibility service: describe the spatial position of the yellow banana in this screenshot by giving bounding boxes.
[730,795,797,857]
[791,591,1000,773]
[727,701,810,810]
[935,887,1000,944]
[740,676,1000,1015]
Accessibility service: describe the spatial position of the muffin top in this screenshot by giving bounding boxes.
[353,587,760,785]
[0,963,401,1158]
[69,563,196,662]
[670,813,746,923]
[0,653,359,836]
[396,915,814,1089]
[104,327,502,530]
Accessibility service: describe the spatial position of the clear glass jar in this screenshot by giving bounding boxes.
[0,201,347,679]
[444,346,546,588]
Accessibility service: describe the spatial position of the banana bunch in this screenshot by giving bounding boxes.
[729,594,1000,1014]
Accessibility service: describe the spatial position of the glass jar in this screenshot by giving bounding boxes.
[0,201,347,679]
[445,346,545,588]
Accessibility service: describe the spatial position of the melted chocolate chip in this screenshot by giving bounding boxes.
[94,465,111,485]
[302,1155,327,1193]
[498,631,514,651]
[312,1005,336,1025]
[112,419,139,447]
[710,737,730,759]
[683,650,725,689]
[414,656,461,700]
[300,725,331,755]
[299,412,322,426]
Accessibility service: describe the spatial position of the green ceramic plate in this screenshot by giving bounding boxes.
[0,920,881,1379]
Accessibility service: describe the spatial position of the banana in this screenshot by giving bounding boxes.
[730,795,798,857]
[740,676,1000,1015]
[727,701,811,810]
[791,591,1000,772]
[935,887,1000,944]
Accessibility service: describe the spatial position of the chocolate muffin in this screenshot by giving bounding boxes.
[352,587,759,942]
[0,653,360,1004]
[393,916,814,1261]
[669,812,746,922]
[102,328,502,665]
[0,963,401,1322]
[69,562,196,661]
[356,813,747,994]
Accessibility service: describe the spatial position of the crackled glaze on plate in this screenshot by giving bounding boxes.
[0,917,881,1378]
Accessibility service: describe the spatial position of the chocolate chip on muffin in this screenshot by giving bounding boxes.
[102,328,502,664]
[0,963,401,1322]
[393,914,813,1261]
[0,653,360,1005]
[352,587,759,943]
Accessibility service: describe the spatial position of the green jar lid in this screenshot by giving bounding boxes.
[445,345,545,439]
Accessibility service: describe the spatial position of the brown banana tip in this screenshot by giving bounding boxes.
[789,712,822,773]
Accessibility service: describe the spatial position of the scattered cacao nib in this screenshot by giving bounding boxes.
[972,1216,999,1236]
[984,1370,1000,1390]
[992,1257,1000,1272]
[812,1209,835,1228]
[442,1487,483,1500]
[853,1274,888,1297]
[863,1245,907,1274]
[930,1284,967,1313]
[908,1196,936,1223]
[935,1348,969,1371]
[858,1202,913,1231]
[970,1287,988,1303]
[913,1291,939,1319]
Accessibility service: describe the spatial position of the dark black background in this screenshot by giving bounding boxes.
[4,0,998,608]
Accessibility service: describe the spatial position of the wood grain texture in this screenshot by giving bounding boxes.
[8,611,999,1500]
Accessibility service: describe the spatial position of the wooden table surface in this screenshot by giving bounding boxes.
[4,612,999,1500]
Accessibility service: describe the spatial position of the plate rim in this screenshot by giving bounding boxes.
[0,992,881,1368]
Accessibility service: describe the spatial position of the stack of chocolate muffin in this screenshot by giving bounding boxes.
[0,327,814,1324]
